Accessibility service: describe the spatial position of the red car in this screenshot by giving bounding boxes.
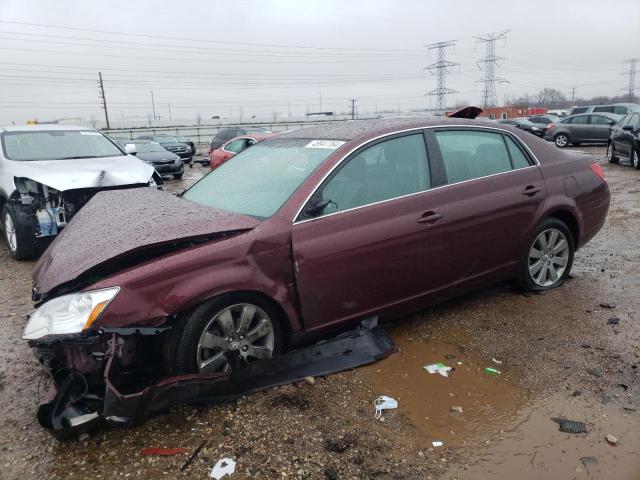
[23,117,609,434]
[209,134,272,170]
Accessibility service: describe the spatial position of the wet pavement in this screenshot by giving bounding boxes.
[0,146,639,479]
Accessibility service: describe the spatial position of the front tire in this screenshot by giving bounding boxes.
[554,133,570,148]
[632,147,640,170]
[517,218,574,291]
[1,204,37,260]
[607,142,619,164]
[165,293,284,375]
[173,173,183,179]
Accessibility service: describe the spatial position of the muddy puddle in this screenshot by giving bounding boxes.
[362,327,640,479]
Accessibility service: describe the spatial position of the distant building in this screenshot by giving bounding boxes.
[446,106,548,119]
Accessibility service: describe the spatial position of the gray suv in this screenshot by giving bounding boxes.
[0,124,156,259]
[570,103,640,116]
[544,113,621,148]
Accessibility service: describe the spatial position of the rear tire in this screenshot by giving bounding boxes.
[173,173,183,179]
[517,218,575,292]
[554,133,570,148]
[632,147,640,170]
[1,204,38,260]
[607,142,619,164]
[165,293,285,375]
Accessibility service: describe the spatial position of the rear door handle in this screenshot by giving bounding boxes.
[522,185,541,196]
[417,211,444,225]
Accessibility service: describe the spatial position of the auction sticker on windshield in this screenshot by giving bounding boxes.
[305,140,345,149]
[79,131,103,135]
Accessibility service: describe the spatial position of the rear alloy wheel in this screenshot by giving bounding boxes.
[607,143,619,164]
[166,294,283,374]
[1,204,37,260]
[633,148,640,170]
[554,133,570,148]
[518,218,574,291]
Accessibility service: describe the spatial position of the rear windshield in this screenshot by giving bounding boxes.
[133,142,166,153]
[183,138,336,218]
[1,130,125,161]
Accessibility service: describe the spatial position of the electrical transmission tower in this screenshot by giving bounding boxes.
[475,30,510,108]
[622,58,639,103]
[425,40,460,114]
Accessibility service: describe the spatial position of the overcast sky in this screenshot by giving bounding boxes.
[0,0,638,127]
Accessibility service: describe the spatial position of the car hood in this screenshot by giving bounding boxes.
[33,188,260,295]
[11,155,154,191]
[136,151,180,162]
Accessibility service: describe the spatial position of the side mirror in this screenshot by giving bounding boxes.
[607,121,616,127]
[125,143,137,155]
[622,125,634,131]
[304,198,332,217]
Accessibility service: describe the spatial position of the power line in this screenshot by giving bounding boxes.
[475,30,509,108]
[622,58,639,103]
[425,40,459,114]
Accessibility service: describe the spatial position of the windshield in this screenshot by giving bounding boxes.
[182,138,336,218]
[1,130,125,161]
[133,142,167,153]
[154,137,177,144]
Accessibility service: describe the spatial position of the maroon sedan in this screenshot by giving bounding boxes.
[23,117,609,433]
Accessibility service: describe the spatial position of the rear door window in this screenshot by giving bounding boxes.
[224,139,246,153]
[589,115,611,125]
[593,106,614,113]
[504,136,532,169]
[567,116,588,124]
[613,106,628,114]
[434,130,513,184]
[572,107,588,114]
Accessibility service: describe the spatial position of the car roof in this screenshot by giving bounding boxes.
[0,124,100,133]
[277,117,500,142]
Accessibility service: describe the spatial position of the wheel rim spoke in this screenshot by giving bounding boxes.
[529,227,569,287]
[548,264,559,282]
[551,239,567,254]
[199,352,228,373]
[552,256,568,267]
[200,332,227,350]
[245,318,272,343]
[529,259,543,276]
[244,345,271,360]
[236,304,256,335]
[538,232,549,251]
[530,248,543,259]
[215,309,235,336]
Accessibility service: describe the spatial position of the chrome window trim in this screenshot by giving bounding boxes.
[292,124,541,225]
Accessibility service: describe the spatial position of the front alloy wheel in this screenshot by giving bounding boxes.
[196,303,275,373]
[554,134,569,148]
[3,209,17,254]
[607,143,619,164]
[528,228,570,287]
[633,149,640,170]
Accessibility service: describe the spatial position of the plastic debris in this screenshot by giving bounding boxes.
[607,317,620,325]
[140,447,188,456]
[605,434,618,445]
[424,363,453,377]
[210,458,236,479]
[484,367,501,376]
[432,441,444,447]
[450,406,463,414]
[580,456,599,469]
[491,358,503,365]
[551,417,588,434]
[374,395,398,419]
[600,302,616,309]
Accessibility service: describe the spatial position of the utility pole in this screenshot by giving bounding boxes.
[168,103,172,122]
[319,92,322,112]
[150,90,157,123]
[622,58,639,103]
[98,72,110,129]
[425,40,460,115]
[349,98,357,120]
[475,30,510,108]
[570,87,577,104]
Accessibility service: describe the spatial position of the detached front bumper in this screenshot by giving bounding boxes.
[28,321,395,439]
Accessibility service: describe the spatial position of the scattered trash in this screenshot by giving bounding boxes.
[304,376,316,386]
[587,367,603,378]
[580,456,599,472]
[623,406,637,412]
[551,417,588,434]
[491,358,503,365]
[180,440,207,472]
[484,367,501,376]
[600,302,616,309]
[618,383,629,391]
[324,466,338,480]
[572,390,583,397]
[607,317,620,325]
[444,354,456,360]
[374,395,398,419]
[581,343,591,349]
[140,447,188,456]
[605,434,618,445]
[424,363,453,377]
[450,406,463,414]
[210,458,236,479]
[432,441,444,447]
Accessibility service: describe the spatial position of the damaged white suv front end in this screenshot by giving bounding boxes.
[0,124,158,259]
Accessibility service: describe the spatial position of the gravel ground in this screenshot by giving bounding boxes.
[0,146,638,479]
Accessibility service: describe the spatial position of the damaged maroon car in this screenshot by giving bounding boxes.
[23,117,610,436]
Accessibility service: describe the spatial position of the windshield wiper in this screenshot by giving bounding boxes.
[53,155,98,160]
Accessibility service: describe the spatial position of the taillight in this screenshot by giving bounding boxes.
[547,123,556,130]
[590,163,606,182]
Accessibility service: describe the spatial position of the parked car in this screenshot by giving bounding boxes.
[0,124,157,260]
[210,134,272,170]
[607,111,640,169]
[569,103,640,116]
[498,118,546,137]
[528,115,560,125]
[23,117,610,435]
[136,135,193,166]
[546,109,569,118]
[209,127,270,151]
[124,140,184,179]
[544,113,622,147]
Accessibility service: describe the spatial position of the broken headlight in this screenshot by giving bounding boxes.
[22,287,119,340]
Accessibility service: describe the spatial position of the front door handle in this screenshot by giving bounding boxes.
[522,185,541,196]
[417,211,444,225]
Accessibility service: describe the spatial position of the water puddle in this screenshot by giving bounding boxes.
[361,330,529,447]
